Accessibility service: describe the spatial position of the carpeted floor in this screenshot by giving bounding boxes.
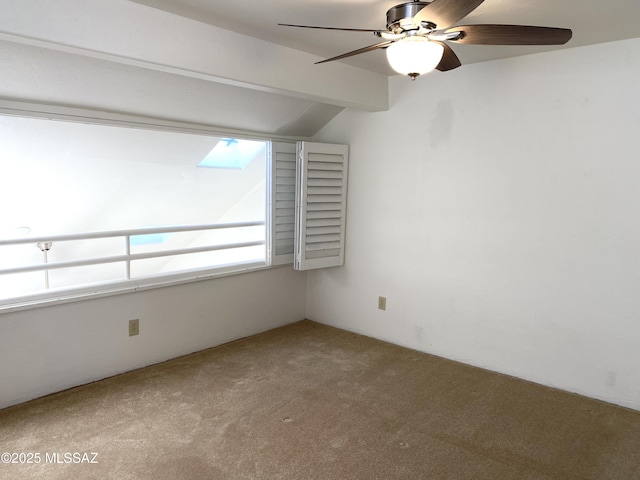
[1,320,640,479]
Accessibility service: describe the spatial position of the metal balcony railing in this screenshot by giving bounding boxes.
[0,221,266,291]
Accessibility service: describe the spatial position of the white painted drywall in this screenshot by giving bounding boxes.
[308,38,640,410]
[0,0,388,112]
[0,267,306,409]
[0,39,340,137]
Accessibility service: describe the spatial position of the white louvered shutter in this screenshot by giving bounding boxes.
[294,142,349,271]
[269,141,297,265]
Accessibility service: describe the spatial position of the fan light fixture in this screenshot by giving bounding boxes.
[280,0,573,80]
[386,36,444,80]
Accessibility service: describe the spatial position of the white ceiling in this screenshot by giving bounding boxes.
[130,0,640,75]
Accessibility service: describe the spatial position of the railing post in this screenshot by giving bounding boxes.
[125,235,131,280]
[36,242,53,289]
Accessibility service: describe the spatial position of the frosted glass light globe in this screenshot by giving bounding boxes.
[386,37,445,80]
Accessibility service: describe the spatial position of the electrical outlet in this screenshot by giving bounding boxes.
[129,319,140,337]
[378,296,387,311]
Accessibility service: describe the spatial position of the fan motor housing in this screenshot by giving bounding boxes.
[386,1,433,32]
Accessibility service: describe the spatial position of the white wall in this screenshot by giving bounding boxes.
[0,267,306,409]
[309,38,640,410]
[0,38,340,138]
[0,0,388,116]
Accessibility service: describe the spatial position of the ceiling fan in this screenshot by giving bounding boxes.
[279,0,572,80]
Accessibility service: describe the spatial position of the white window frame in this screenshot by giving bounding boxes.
[0,104,268,312]
[0,101,348,313]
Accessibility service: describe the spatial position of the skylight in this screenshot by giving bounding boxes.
[198,138,266,169]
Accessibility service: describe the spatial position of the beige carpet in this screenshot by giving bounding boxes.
[1,320,640,480]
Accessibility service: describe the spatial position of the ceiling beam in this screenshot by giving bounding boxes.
[0,0,388,112]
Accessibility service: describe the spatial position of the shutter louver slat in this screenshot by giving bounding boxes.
[305,241,341,251]
[307,203,342,211]
[276,222,295,231]
[308,153,344,163]
[308,170,343,179]
[277,201,296,209]
[305,249,341,259]
[306,211,341,220]
[307,186,343,195]
[305,234,341,244]
[308,163,343,171]
[307,178,343,187]
[307,194,343,203]
[276,192,295,201]
[306,226,342,235]
[276,177,296,186]
[306,218,342,227]
[275,216,295,225]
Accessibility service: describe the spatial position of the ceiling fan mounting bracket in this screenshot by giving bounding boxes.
[386,1,434,32]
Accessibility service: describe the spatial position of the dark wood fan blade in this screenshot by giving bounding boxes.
[414,0,485,29]
[446,25,573,45]
[434,42,462,71]
[315,40,395,64]
[278,23,383,33]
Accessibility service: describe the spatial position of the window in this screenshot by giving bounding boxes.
[0,115,268,306]
[0,110,349,311]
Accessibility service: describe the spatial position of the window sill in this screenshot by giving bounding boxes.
[0,261,281,315]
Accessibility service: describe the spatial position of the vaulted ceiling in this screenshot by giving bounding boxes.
[130,0,640,75]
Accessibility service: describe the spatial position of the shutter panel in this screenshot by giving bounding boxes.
[269,141,297,266]
[294,142,349,271]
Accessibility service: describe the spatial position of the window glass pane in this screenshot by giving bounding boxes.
[0,115,267,302]
[48,263,126,290]
[131,245,265,278]
[0,272,44,299]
